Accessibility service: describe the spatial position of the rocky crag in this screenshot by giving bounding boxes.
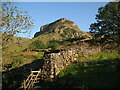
[2,18,93,52]
[34,18,92,43]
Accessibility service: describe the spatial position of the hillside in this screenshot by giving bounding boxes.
[2,18,93,52]
[2,33,31,52]
[33,18,92,44]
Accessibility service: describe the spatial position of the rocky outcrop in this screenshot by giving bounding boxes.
[34,18,92,40]
[41,44,101,81]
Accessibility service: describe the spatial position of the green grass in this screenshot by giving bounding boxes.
[44,53,120,88]
[2,52,44,71]
[76,52,120,63]
[89,53,120,60]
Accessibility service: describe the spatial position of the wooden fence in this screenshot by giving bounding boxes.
[23,69,41,90]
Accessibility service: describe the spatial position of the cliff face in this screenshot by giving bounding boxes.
[34,18,92,40]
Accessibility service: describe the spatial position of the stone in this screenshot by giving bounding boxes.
[51,71,54,75]
[74,58,77,60]
[56,71,60,75]
[58,53,61,55]
[50,75,54,79]
[41,45,101,81]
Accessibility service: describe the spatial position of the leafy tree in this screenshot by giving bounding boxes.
[48,41,60,50]
[28,40,46,50]
[1,2,34,40]
[89,2,120,46]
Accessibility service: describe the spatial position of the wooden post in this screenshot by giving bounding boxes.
[31,69,32,73]
[23,80,26,90]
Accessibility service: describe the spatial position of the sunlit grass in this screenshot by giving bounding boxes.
[76,53,120,63]
[2,52,44,71]
[45,53,120,88]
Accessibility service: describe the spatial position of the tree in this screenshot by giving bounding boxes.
[48,41,59,50]
[28,40,47,50]
[89,2,120,46]
[1,2,34,40]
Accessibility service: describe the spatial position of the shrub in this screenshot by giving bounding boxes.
[11,60,24,68]
[5,60,24,70]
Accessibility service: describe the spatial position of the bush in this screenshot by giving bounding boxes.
[5,60,24,70]
[12,60,24,67]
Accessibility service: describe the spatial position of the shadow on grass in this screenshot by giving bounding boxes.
[43,58,120,89]
[2,59,44,89]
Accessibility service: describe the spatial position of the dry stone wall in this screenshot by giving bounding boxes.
[41,45,101,81]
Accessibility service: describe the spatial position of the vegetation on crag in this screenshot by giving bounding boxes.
[43,53,120,88]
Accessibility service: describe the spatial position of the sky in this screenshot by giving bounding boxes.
[14,2,108,38]
[2,0,114,2]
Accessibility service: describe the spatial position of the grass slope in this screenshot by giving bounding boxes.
[43,53,120,89]
[2,34,31,52]
[2,52,44,89]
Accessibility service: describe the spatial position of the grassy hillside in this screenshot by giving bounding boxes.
[2,34,31,53]
[33,33,63,44]
[42,53,120,88]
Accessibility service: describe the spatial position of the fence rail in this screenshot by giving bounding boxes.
[23,69,41,90]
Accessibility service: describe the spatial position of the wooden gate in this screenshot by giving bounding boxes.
[23,69,41,90]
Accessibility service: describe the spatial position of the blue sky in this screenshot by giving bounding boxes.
[14,2,108,38]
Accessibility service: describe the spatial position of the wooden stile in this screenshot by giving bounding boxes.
[23,69,41,90]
